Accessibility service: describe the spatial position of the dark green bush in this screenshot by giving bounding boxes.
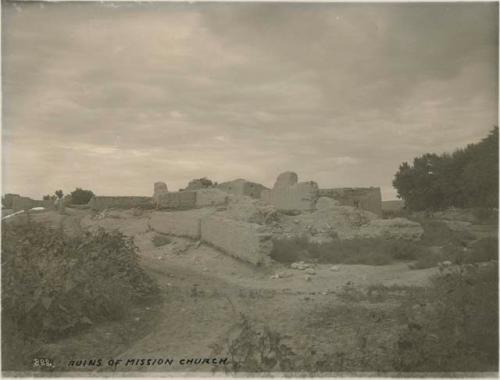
[152,234,172,247]
[271,236,426,266]
[270,235,309,263]
[210,314,297,373]
[1,222,158,342]
[465,237,498,263]
[395,264,498,372]
[411,237,498,269]
[69,188,95,205]
[418,219,475,246]
[471,208,498,225]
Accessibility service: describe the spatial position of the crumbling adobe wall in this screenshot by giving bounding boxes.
[318,187,382,216]
[195,189,228,208]
[155,191,197,210]
[218,179,268,199]
[200,214,273,266]
[3,193,20,209]
[88,196,153,211]
[149,208,215,239]
[153,182,168,206]
[149,208,273,265]
[260,172,318,212]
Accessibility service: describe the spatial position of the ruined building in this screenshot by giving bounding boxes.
[217,178,268,199]
[318,187,382,216]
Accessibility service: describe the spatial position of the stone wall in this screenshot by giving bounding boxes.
[88,196,153,211]
[218,179,268,199]
[260,172,319,212]
[155,191,197,210]
[318,187,382,216]
[200,214,273,266]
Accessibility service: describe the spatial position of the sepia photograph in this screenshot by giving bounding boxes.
[1,0,499,377]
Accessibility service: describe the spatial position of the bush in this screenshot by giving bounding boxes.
[395,264,498,372]
[417,219,475,246]
[210,314,297,373]
[271,236,426,266]
[472,208,498,224]
[411,237,498,270]
[464,237,498,263]
[70,188,95,205]
[1,222,159,344]
[270,235,309,263]
[152,234,172,247]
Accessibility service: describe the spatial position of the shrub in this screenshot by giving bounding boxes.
[471,207,498,225]
[394,264,498,372]
[270,235,309,263]
[210,314,297,373]
[69,188,95,205]
[271,236,427,266]
[152,234,172,247]
[410,249,442,269]
[411,237,498,270]
[1,222,159,343]
[464,237,498,263]
[417,219,475,246]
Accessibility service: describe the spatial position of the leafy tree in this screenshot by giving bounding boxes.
[185,177,214,190]
[70,188,95,205]
[393,127,498,211]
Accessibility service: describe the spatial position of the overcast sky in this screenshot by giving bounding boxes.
[2,1,498,200]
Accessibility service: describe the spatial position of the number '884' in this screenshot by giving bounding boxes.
[33,358,54,368]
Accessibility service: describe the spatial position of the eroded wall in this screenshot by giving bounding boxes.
[155,191,197,210]
[318,187,382,216]
[260,172,319,212]
[88,196,153,210]
[200,214,273,266]
[218,179,268,199]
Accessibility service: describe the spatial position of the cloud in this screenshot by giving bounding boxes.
[2,2,498,200]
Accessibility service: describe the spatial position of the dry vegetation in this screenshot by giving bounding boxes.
[1,221,159,371]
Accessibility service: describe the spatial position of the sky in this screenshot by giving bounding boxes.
[2,1,498,200]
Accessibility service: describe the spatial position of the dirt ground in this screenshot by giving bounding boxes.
[23,208,443,374]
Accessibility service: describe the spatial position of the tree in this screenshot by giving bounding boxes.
[70,188,95,205]
[393,127,498,211]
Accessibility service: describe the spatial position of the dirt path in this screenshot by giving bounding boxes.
[110,228,437,374]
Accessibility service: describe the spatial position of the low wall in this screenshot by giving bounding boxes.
[200,215,273,266]
[218,179,268,199]
[156,191,197,210]
[318,187,382,216]
[149,209,215,239]
[3,193,20,209]
[195,189,228,208]
[382,200,404,212]
[88,196,153,211]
